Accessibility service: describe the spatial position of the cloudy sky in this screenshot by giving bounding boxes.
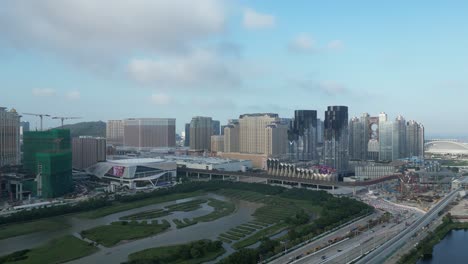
[1,0,467,137]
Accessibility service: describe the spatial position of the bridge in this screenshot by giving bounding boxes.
[356,187,462,264]
[178,167,400,189]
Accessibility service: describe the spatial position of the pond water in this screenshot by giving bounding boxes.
[0,193,263,263]
[418,229,468,264]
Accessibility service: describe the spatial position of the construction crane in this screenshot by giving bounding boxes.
[23,113,51,131]
[52,116,82,127]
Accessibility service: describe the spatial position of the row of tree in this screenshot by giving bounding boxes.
[123,240,223,264]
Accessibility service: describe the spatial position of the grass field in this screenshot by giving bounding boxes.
[120,199,207,221]
[127,240,225,264]
[0,235,97,264]
[173,218,198,229]
[232,223,288,249]
[120,209,171,220]
[78,191,204,219]
[0,217,70,240]
[193,198,235,222]
[81,220,170,247]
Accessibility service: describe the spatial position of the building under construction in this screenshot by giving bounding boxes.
[22,129,73,198]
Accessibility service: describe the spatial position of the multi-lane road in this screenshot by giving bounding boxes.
[356,188,461,264]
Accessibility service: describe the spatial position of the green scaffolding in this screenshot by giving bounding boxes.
[22,129,73,198]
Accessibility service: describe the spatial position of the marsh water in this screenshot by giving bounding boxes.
[0,193,263,263]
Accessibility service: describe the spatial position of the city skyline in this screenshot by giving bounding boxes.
[2,1,468,138]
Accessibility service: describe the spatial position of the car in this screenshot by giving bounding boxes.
[337,249,342,252]
[321,256,327,260]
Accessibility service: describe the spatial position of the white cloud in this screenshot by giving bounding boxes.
[243,8,275,30]
[289,33,316,52]
[150,93,171,105]
[32,88,55,97]
[127,49,241,89]
[66,91,80,100]
[294,79,348,96]
[327,40,344,51]
[0,0,226,65]
[318,81,348,95]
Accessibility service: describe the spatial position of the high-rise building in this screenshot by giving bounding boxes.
[189,116,212,151]
[349,113,370,161]
[212,120,221,136]
[317,118,324,144]
[324,106,349,177]
[265,121,288,156]
[239,113,280,154]
[406,120,424,158]
[20,121,30,136]
[72,136,106,170]
[210,135,224,152]
[378,112,393,161]
[224,120,240,153]
[392,115,407,160]
[184,123,190,147]
[220,125,228,136]
[288,110,318,161]
[123,118,176,149]
[0,107,20,167]
[23,129,73,198]
[106,120,124,146]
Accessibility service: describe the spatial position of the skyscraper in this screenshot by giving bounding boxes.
[190,116,212,151]
[72,136,107,170]
[224,120,240,153]
[406,120,424,158]
[0,107,20,167]
[349,113,370,161]
[239,113,280,154]
[184,123,190,147]
[287,110,318,162]
[123,118,176,149]
[265,120,288,156]
[378,112,393,161]
[392,115,407,160]
[324,106,349,177]
[212,120,221,136]
[106,120,124,146]
[317,118,324,144]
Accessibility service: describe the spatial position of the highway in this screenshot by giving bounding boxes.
[356,188,461,264]
[267,213,380,264]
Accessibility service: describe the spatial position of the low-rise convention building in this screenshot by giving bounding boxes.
[163,155,252,172]
[86,158,176,190]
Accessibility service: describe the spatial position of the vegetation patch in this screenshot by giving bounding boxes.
[81,220,170,247]
[0,235,97,264]
[125,239,225,264]
[193,199,235,222]
[120,209,171,221]
[120,199,207,221]
[232,223,288,250]
[173,218,198,229]
[0,217,70,240]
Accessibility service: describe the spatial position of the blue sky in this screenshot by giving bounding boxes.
[1,0,467,137]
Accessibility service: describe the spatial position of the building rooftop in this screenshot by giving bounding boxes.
[164,155,248,165]
[110,158,166,164]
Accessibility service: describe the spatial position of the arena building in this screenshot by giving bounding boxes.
[86,158,176,190]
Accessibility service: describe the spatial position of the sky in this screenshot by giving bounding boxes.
[1,0,468,138]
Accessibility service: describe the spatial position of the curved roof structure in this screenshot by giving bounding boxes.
[425,141,468,154]
[86,158,176,179]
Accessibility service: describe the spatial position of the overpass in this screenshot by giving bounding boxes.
[178,167,400,188]
[356,187,462,264]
